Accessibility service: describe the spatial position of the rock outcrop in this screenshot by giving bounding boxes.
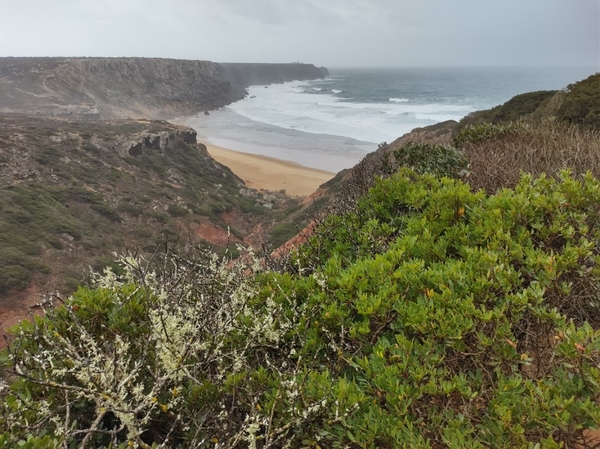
[92,126,199,159]
[0,57,328,119]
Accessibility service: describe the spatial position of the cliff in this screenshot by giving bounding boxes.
[0,57,328,119]
[218,63,328,89]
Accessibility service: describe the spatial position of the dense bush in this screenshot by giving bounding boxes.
[268,222,300,249]
[166,204,189,217]
[457,120,600,193]
[331,143,468,217]
[1,249,324,448]
[387,143,468,179]
[0,265,31,294]
[452,122,526,148]
[2,170,600,447]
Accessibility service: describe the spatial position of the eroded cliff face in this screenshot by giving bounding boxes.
[0,57,328,119]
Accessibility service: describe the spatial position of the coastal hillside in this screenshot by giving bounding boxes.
[0,58,327,119]
[0,115,300,339]
[0,58,329,337]
[457,72,600,130]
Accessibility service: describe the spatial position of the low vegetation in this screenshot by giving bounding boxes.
[556,73,600,128]
[458,90,557,128]
[2,167,600,447]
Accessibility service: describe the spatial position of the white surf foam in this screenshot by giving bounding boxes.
[229,80,475,144]
[389,98,409,103]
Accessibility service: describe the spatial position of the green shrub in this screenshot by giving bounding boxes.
[292,169,600,447]
[268,222,300,249]
[146,211,169,223]
[33,147,60,166]
[90,203,122,222]
[0,433,59,449]
[117,201,143,217]
[92,257,126,277]
[3,171,600,447]
[452,122,525,148]
[388,142,468,178]
[45,236,63,250]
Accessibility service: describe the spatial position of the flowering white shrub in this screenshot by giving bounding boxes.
[0,248,333,448]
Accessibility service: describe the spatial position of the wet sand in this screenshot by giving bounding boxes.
[205,143,335,197]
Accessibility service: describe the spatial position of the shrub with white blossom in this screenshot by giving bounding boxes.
[1,249,339,448]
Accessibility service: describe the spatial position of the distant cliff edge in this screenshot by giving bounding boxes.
[0,57,328,119]
[218,63,329,89]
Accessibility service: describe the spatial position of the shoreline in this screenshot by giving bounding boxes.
[204,143,335,197]
[173,110,371,174]
[171,114,349,197]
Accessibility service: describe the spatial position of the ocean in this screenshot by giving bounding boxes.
[180,66,598,173]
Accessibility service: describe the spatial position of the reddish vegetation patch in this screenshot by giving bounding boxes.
[193,221,240,246]
[0,284,43,349]
[244,221,267,247]
[271,221,316,259]
[218,210,239,224]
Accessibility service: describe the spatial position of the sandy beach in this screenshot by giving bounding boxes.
[205,143,335,197]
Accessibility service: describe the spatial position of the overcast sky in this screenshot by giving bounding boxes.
[1,0,598,68]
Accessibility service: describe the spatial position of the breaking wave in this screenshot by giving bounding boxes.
[229,80,475,144]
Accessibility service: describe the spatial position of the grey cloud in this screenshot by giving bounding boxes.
[0,0,597,68]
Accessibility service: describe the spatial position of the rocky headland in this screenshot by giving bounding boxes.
[0,57,327,119]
